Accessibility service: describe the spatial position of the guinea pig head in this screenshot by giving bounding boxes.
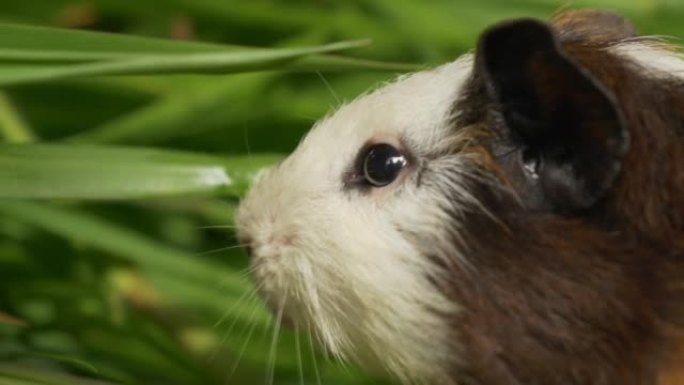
[237,10,684,385]
[236,56,473,383]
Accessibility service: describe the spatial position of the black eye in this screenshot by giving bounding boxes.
[362,144,408,187]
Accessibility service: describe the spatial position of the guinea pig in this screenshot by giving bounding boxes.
[236,9,684,385]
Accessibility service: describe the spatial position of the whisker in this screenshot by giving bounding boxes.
[196,243,248,257]
[336,357,352,376]
[294,114,319,122]
[493,146,517,159]
[213,287,258,329]
[295,324,305,385]
[224,303,262,384]
[196,224,238,230]
[301,317,343,373]
[218,265,258,288]
[208,291,261,363]
[266,295,286,385]
[316,71,341,106]
[307,325,322,385]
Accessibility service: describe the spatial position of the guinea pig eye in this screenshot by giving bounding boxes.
[362,144,408,187]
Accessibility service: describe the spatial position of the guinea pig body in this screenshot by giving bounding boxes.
[237,9,684,385]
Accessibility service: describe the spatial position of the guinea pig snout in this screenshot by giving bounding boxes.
[237,217,305,325]
[238,216,298,262]
[253,231,297,260]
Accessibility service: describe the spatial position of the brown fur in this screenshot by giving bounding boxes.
[552,9,639,44]
[445,10,684,385]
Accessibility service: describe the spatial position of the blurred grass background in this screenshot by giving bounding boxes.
[0,1,682,384]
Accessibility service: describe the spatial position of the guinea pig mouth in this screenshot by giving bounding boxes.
[248,262,299,329]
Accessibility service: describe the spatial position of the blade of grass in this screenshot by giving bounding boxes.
[7,353,99,376]
[0,201,248,293]
[67,74,272,144]
[0,22,240,57]
[0,40,370,87]
[0,364,115,385]
[144,272,271,327]
[0,144,280,199]
[291,54,421,72]
[0,377,42,385]
[0,92,34,143]
[0,49,420,72]
[0,48,168,63]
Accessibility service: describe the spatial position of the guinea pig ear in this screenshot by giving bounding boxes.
[476,19,628,212]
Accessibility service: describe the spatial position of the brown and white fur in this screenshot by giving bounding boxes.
[236,9,684,385]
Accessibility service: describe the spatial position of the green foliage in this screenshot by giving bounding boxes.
[0,1,681,384]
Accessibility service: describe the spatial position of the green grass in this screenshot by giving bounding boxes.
[0,1,682,384]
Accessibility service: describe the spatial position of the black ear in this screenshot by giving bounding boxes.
[476,19,628,212]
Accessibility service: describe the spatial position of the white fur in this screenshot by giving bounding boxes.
[610,41,684,78]
[237,55,475,384]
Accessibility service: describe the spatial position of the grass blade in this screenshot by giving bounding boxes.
[0,92,34,143]
[67,74,272,144]
[0,40,371,87]
[0,201,247,292]
[0,364,115,385]
[0,22,239,58]
[0,144,279,199]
